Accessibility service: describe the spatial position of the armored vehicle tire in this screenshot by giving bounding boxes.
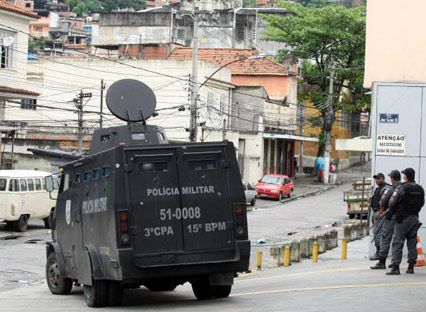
[191,279,232,300]
[46,252,73,295]
[144,281,177,292]
[212,285,232,298]
[250,198,256,206]
[84,280,107,307]
[15,215,28,232]
[106,281,123,306]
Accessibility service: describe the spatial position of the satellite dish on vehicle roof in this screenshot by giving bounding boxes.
[106,79,156,123]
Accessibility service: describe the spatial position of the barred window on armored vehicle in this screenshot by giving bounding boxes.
[73,174,81,185]
[93,169,101,180]
[138,162,168,173]
[84,171,92,182]
[0,178,6,191]
[188,160,217,171]
[131,132,145,141]
[102,166,110,177]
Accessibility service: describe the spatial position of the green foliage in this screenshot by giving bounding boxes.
[243,0,257,7]
[28,38,45,53]
[262,1,368,155]
[65,0,146,16]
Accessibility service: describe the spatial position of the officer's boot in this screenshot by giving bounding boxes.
[406,262,415,274]
[386,264,400,275]
[370,247,380,261]
[370,258,386,269]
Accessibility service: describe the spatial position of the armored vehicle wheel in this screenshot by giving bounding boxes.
[212,285,232,298]
[144,281,177,292]
[84,280,107,307]
[46,252,73,295]
[106,281,123,306]
[191,279,214,300]
[15,215,28,232]
[250,198,256,206]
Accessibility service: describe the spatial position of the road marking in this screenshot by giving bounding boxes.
[237,267,367,282]
[232,281,426,297]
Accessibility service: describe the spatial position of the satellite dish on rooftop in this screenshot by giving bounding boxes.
[106,79,156,123]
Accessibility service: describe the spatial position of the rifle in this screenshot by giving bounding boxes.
[370,210,389,244]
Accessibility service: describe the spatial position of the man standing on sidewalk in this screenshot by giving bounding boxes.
[386,168,424,275]
[369,173,393,260]
[370,170,401,269]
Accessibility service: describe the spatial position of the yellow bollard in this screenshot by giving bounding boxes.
[283,246,291,267]
[312,241,319,263]
[256,251,263,271]
[341,239,348,260]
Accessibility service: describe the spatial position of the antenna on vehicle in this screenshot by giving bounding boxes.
[105,79,156,125]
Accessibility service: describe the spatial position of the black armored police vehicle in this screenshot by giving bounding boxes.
[44,79,250,307]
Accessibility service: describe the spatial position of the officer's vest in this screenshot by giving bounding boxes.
[397,182,425,218]
[371,184,386,210]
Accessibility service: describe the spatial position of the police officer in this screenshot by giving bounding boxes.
[369,173,392,260]
[386,168,424,275]
[370,170,401,270]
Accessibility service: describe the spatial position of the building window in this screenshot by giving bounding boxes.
[25,2,31,7]
[0,30,15,69]
[236,25,245,41]
[176,28,185,41]
[21,98,37,110]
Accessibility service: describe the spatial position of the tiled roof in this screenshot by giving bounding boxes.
[0,86,39,97]
[0,0,38,18]
[168,47,288,76]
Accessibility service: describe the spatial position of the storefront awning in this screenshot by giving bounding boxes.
[263,133,319,142]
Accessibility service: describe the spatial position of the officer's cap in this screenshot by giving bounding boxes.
[401,168,415,180]
[388,170,401,180]
[373,173,385,179]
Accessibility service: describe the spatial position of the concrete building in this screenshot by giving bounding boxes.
[0,0,39,168]
[364,0,426,246]
[92,6,289,56]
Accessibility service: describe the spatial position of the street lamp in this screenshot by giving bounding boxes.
[189,54,267,142]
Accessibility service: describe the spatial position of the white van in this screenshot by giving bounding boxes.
[0,170,58,232]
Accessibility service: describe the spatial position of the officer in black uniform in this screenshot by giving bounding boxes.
[386,168,424,275]
[369,173,392,260]
[370,170,401,269]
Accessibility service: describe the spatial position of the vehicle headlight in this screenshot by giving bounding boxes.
[271,190,279,193]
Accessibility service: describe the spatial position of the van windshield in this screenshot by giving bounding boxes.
[0,179,6,191]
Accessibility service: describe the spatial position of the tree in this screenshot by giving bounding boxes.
[262,1,367,156]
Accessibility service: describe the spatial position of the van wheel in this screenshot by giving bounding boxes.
[212,285,232,298]
[106,281,123,306]
[46,252,73,295]
[250,198,256,206]
[84,280,107,307]
[15,215,28,232]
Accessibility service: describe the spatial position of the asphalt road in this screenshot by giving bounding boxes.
[0,238,425,311]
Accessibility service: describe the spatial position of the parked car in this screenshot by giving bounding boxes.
[255,174,294,201]
[242,181,256,206]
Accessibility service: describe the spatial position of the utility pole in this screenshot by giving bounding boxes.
[323,65,335,184]
[100,79,106,129]
[298,102,305,174]
[74,90,92,154]
[189,11,199,142]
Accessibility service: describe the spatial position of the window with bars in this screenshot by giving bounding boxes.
[21,99,37,110]
[0,29,16,69]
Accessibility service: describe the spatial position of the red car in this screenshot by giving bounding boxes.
[255,174,294,201]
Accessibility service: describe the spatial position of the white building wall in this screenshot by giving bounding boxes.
[0,11,34,87]
[15,59,232,141]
